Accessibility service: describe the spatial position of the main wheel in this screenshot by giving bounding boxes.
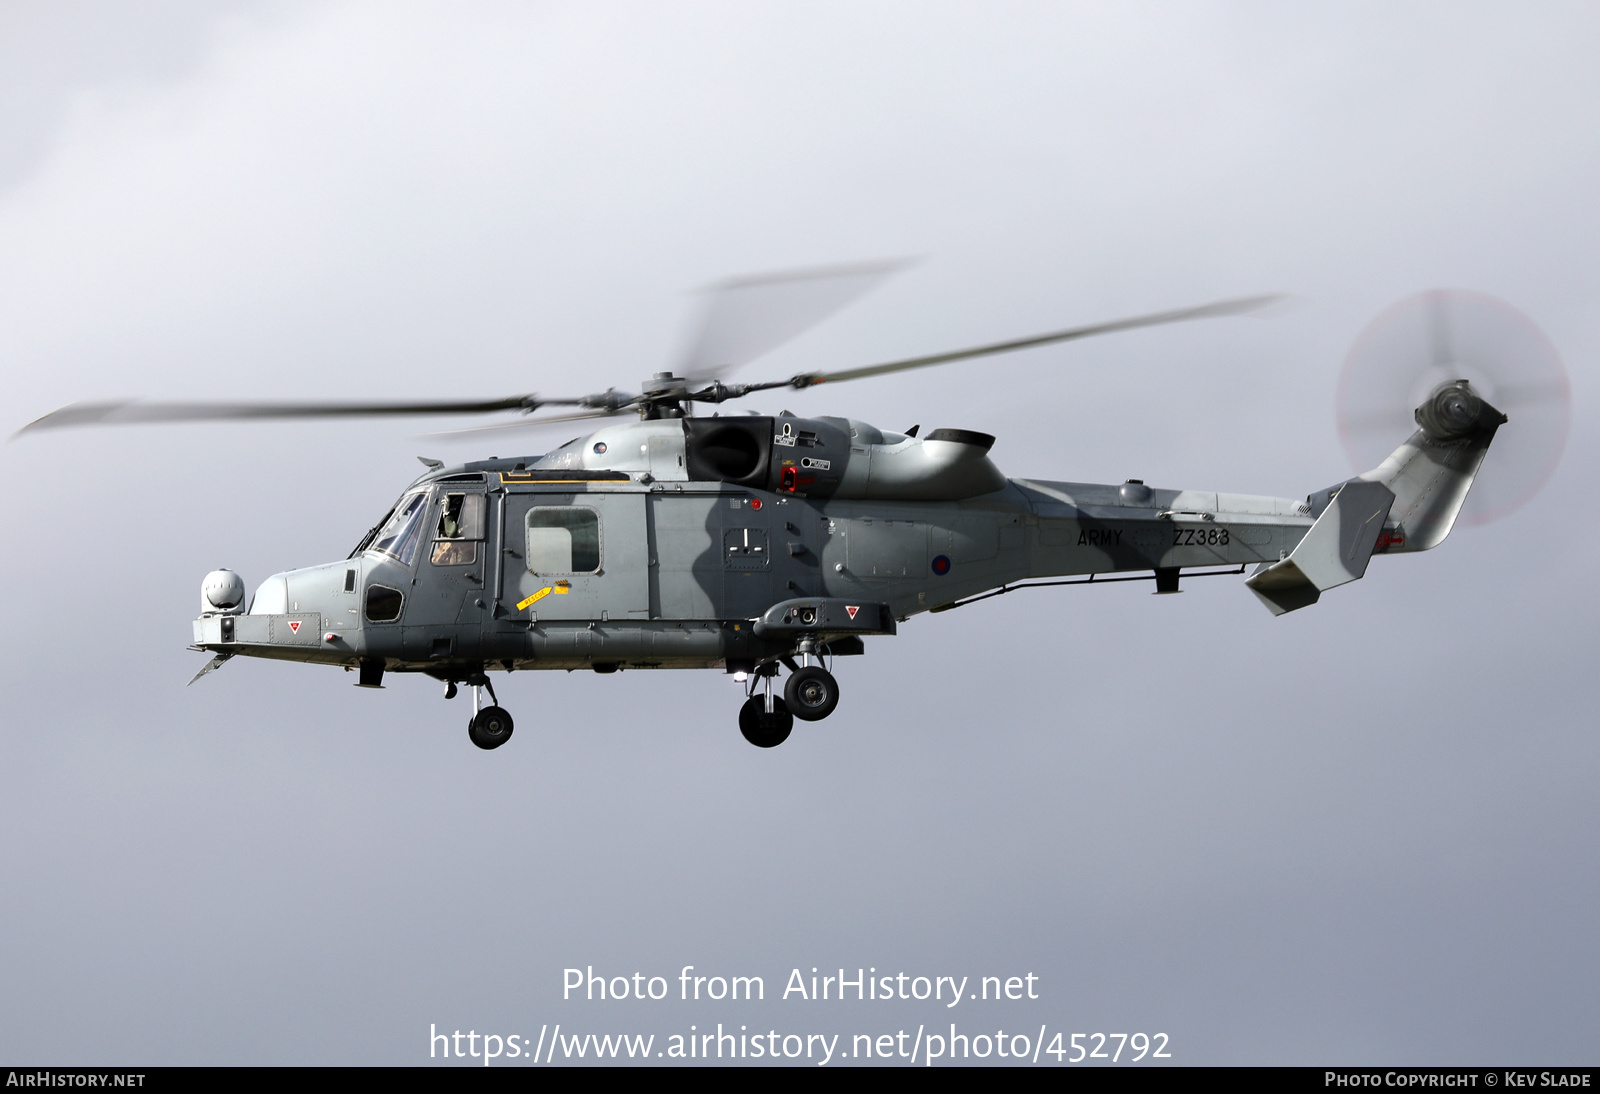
[468,705,515,750]
[738,695,793,748]
[784,666,839,721]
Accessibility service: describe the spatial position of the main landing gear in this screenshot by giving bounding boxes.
[739,693,792,748]
[737,651,841,748]
[785,665,840,721]
[452,674,514,750]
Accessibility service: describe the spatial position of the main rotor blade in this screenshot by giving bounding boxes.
[675,258,912,383]
[16,394,581,435]
[793,294,1285,387]
[421,407,633,441]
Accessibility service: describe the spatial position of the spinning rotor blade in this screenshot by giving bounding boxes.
[1337,289,1570,525]
[18,395,549,433]
[12,391,641,437]
[675,258,911,383]
[788,294,1284,387]
[421,407,635,441]
[18,281,1283,442]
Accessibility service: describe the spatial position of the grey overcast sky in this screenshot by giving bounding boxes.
[0,1,1596,1066]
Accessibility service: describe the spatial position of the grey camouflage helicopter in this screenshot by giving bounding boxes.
[21,267,1553,750]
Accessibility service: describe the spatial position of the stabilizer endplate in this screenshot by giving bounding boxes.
[1246,479,1395,616]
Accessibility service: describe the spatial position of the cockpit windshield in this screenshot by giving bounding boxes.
[368,491,430,565]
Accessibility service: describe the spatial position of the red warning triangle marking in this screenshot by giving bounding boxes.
[845,605,859,619]
[288,620,301,633]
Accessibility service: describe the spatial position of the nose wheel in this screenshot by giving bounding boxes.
[469,706,514,749]
[461,676,514,750]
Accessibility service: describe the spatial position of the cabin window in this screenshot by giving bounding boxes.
[431,493,485,566]
[526,507,600,574]
[370,492,429,566]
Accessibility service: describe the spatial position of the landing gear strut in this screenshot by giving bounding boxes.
[736,648,841,747]
[464,675,513,750]
[784,641,840,722]
[738,665,792,748]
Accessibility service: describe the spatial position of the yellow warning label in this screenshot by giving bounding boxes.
[516,587,553,611]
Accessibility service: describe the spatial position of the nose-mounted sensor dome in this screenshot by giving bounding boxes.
[201,569,246,613]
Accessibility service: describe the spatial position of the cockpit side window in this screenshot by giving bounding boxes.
[370,492,429,566]
[431,493,486,566]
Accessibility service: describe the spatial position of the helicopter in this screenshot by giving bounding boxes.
[18,267,1566,750]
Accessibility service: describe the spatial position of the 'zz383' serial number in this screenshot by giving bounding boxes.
[1172,527,1230,546]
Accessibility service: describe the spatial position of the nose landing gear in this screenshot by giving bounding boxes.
[469,705,514,750]
[460,674,514,750]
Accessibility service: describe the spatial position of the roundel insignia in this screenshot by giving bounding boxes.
[592,441,607,454]
[931,555,952,575]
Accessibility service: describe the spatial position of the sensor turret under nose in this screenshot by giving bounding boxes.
[200,569,246,614]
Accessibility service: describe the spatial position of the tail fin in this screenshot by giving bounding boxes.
[1355,381,1506,551]
[1247,381,1505,615]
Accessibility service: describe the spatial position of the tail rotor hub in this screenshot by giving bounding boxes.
[1414,380,1493,441]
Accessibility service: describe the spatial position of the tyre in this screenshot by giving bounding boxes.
[468,705,515,750]
[738,695,793,748]
[783,666,839,721]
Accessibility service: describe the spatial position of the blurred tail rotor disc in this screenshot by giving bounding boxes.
[1336,289,1570,526]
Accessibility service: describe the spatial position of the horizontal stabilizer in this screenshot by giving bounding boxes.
[1246,479,1395,616]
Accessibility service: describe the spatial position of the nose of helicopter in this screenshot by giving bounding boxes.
[192,559,365,655]
[246,562,360,623]
[252,561,364,643]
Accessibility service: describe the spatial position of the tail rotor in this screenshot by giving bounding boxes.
[1336,289,1570,526]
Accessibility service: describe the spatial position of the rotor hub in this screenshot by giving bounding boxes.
[1414,380,1502,441]
[638,372,691,419]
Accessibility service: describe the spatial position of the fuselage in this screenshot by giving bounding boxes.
[192,413,1369,680]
